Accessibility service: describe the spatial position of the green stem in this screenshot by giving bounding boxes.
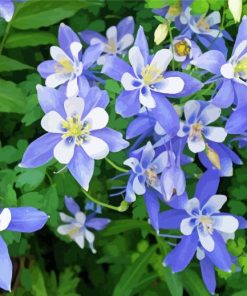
[0,20,12,55]
[168,23,175,71]
[105,157,129,173]
[81,189,128,212]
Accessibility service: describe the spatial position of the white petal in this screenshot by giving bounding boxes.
[198,228,215,252]
[81,136,109,160]
[196,247,205,260]
[177,122,189,137]
[188,138,205,153]
[0,209,11,231]
[75,211,86,225]
[150,49,172,73]
[184,197,200,215]
[73,232,85,249]
[83,107,109,131]
[204,127,227,143]
[180,217,196,235]
[202,195,227,214]
[232,40,247,60]
[70,42,82,60]
[118,34,134,51]
[198,104,221,125]
[84,228,96,253]
[46,73,70,88]
[41,111,64,133]
[59,213,74,223]
[121,72,141,90]
[54,138,75,164]
[57,224,77,235]
[133,175,146,195]
[205,11,221,26]
[64,97,85,118]
[106,26,117,43]
[67,77,79,98]
[154,121,166,135]
[128,46,145,77]
[213,215,239,233]
[50,46,71,62]
[220,63,235,79]
[139,86,156,108]
[97,53,108,65]
[184,100,200,123]
[153,77,184,94]
[123,157,140,172]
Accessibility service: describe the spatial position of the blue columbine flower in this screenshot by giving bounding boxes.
[0,0,26,22]
[177,100,227,153]
[80,16,134,65]
[102,26,203,137]
[57,196,110,253]
[158,170,246,294]
[171,35,201,69]
[191,16,247,109]
[20,85,129,190]
[37,23,103,98]
[0,207,48,291]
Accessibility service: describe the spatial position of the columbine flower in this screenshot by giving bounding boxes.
[177,100,227,153]
[0,0,26,22]
[38,23,103,98]
[57,197,110,253]
[0,207,48,291]
[158,170,245,294]
[191,16,247,109]
[20,85,128,190]
[102,26,202,136]
[171,35,201,69]
[80,16,134,65]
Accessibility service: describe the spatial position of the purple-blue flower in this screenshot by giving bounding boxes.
[159,170,246,294]
[102,26,203,136]
[38,23,103,98]
[191,16,247,109]
[177,100,227,153]
[57,196,110,253]
[0,207,48,291]
[0,0,26,22]
[20,85,129,190]
[80,16,134,65]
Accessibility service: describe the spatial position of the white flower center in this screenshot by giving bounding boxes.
[141,64,163,85]
[197,17,210,31]
[189,122,203,141]
[144,168,158,187]
[199,215,213,235]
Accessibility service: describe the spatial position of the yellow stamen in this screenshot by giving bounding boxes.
[145,168,158,186]
[189,122,203,140]
[167,4,181,17]
[197,17,210,31]
[199,216,213,234]
[105,38,117,54]
[67,226,80,237]
[55,58,74,74]
[174,40,191,57]
[141,64,163,85]
[234,57,247,79]
[62,115,91,145]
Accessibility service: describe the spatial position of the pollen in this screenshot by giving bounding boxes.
[62,115,91,145]
[167,4,181,17]
[189,122,203,141]
[197,18,210,31]
[199,216,213,234]
[55,58,74,74]
[234,57,247,79]
[141,64,163,85]
[105,39,117,54]
[174,40,191,57]
[145,168,158,187]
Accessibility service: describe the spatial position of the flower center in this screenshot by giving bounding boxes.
[199,216,213,234]
[105,38,117,54]
[167,4,181,17]
[62,115,91,145]
[174,40,191,57]
[234,57,247,80]
[67,226,80,238]
[189,122,203,141]
[197,18,210,31]
[55,58,74,74]
[144,168,158,186]
[141,64,163,85]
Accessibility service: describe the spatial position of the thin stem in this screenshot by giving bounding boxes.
[105,157,129,173]
[168,23,175,71]
[81,188,128,212]
[159,233,182,239]
[0,20,12,55]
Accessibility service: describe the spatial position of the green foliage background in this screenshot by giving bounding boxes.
[0,0,247,295]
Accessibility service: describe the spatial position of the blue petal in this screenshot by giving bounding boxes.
[134,26,149,64]
[86,217,110,230]
[102,56,133,81]
[126,114,154,139]
[37,60,56,79]
[79,30,107,45]
[234,83,247,109]
[165,230,198,272]
[144,188,160,232]
[0,0,14,22]
[82,43,104,69]
[158,209,187,230]
[67,146,94,191]
[212,79,234,108]
[64,196,80,216]
[0,236,12,291]
[20,133,61,168]
[200,257,216,295]
[226,105,247,135]
[117,16,134,40]
[116,89,140,117]
[8,207,48,233]
[233,16,247,54]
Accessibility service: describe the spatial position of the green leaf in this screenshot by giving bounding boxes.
[0,79,26,113]
[102,219,152,236]
[191,0,209,14]
[30,264,48,296]
[57,268,80,296]
[12,0,102,30]
[0,55,33,72]
[145,0,166,9]
[113,246,156,296]
[182,269,210,296]
[232,291,247,296]
[18,192,44,208]
[163,267,183,296]
[15,167,46,192]
[5,31,57,48]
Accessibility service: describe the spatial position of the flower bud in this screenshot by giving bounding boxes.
[228,0,242,23]
[118,200,129,212]
[154,22,169,45]
[205,144,221,170]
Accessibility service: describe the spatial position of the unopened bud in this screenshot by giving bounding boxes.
[154,22,169,45]
[205,144,221,170]
[118,200,129,212]
[228,0,242,23]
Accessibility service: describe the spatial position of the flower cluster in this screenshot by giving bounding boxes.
[1,0,247,294]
